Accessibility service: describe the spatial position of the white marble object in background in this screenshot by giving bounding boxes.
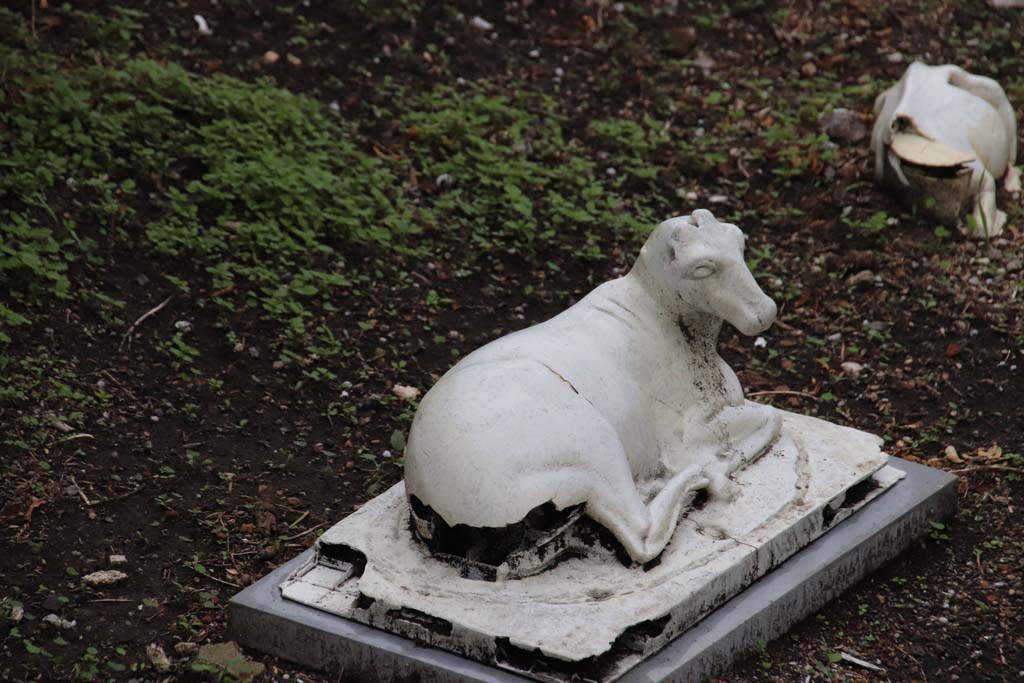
[872,61,1020,237]
[405,209,780,564]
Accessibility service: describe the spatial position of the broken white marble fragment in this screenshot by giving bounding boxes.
[42,614,76,630]
[404,209,781,564]
[391,384,421,401]
[871,62,1020,237]
[82,570,127,587]
[193,15,212,36]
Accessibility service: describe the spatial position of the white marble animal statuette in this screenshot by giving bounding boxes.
[404,209,781,564]
[872,62,1020,237]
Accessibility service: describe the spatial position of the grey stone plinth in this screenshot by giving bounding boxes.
[228,458,956,683]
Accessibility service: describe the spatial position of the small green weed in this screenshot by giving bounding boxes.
[399,84,652,255]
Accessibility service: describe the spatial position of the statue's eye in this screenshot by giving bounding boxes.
[691,263,717,279]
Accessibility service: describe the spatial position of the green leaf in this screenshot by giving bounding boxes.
[390,430,406,452]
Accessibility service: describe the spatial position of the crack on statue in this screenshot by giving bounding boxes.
[590,304,636,330]
[540,362,580,395]
[605,296,641,321]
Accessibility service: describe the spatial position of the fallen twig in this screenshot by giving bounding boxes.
[746,390,820,401]
[281,521,328,542]
[955,464,1022,475]
[58,433,95,444]
[198,572,241,589]
[771,318,803,333]
[69,475,92,506]
[92,486,145,506]
[288,510,310,529]
[840,651,885,672]
[894,643,927,682]
[120,295,173,350]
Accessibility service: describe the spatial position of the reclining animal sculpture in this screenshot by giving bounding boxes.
[404,209,781,570]
[871,62,1020,237]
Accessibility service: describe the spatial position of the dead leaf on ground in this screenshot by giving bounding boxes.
[24,497,46,523]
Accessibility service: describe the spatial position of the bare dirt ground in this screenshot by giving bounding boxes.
[1,1,1021,682]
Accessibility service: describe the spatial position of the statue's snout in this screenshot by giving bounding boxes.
[752,296,777,334]
[733,295,776,336]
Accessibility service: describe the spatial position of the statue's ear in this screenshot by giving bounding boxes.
[728,224,745,250]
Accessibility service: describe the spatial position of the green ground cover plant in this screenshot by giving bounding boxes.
[0,8,411,343]
[0,5,667,349]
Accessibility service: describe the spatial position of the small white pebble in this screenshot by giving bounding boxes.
[193,15,212,36]
[469,16,494,31]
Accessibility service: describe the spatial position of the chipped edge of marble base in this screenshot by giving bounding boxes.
[228,458,957,683]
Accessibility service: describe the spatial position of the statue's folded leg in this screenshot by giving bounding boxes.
[586,464,708,564]
[685,402,781,501]
[971,168,1007,237]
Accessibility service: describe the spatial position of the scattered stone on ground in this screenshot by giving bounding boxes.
[840,362,864,380]
[194,642,266,682]
[663,25,697,56]
[146,644,172,672]
[820,107,868,146]
[82,570,127,587]
[42,614,76,630]
[847,269,875,286]
[392,384,421,401]
[469,16,494,32]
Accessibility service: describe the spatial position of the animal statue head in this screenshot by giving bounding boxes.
[635,209,777,336]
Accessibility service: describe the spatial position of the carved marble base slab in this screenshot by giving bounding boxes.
[231,458,956,683]
[279,411,902,683]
